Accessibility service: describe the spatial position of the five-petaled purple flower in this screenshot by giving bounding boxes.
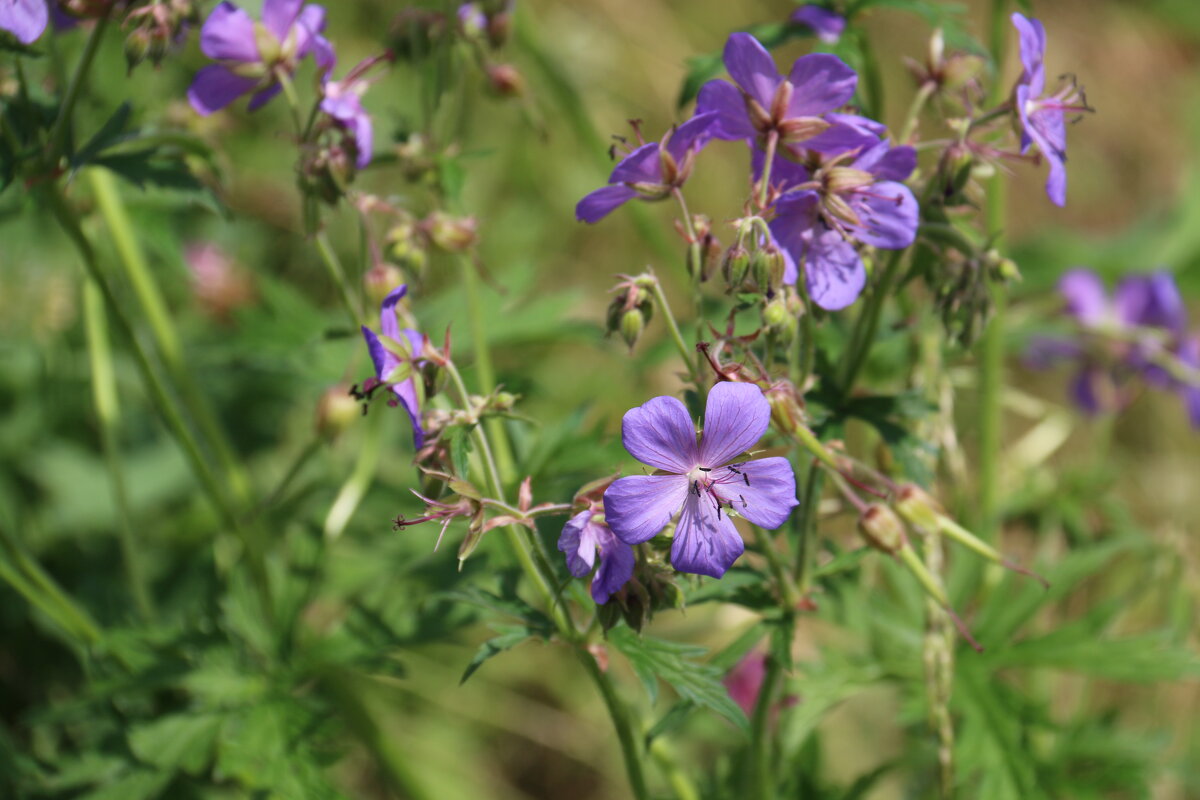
[576,113,719,223]
[557,504,634,604]
[1011,12,1089,207]
[1,0,48,44]
[765,139,918,310]
[790,5,845,45]
[1029,268,1197,422]
[188,0,335,116]
[696,32,873,154]
[603,382,798,578]
[361,285,426,447]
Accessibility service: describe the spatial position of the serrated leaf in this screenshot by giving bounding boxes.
[986,629,1200,681]
[445,424,474,478]
[71,102,132,169]
[441,586,554,633]
[460,623,541,684]
[93,150,203,192]
[609,626,748,731]
[127,712,224,775]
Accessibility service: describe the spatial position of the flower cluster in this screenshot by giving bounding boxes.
[1029,269,1199,426]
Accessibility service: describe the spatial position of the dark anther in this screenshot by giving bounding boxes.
[743,473,750,486]
[698,466,711,472]
[740,494,747,508]
[717,505,722,519]
[691,480,700,497]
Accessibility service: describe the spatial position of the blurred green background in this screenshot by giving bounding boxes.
[2,1,1199,798]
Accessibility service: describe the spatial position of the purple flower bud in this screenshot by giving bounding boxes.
[790,4,845,44]
[558,506,634,605]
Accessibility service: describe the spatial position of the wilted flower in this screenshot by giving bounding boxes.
[765,139,918,309]
[790,4,844,44]
[1011,12,1090,207]
[695,32,873,153]
[558,506,634,604]
[603,382,798,578]
[188,0,335,116]
[0,0,48,43]
[359,285,426,447]
[576,113,718,223]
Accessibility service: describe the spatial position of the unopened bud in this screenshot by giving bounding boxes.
[424,211,477,252]
[722,244,751,291]
[763,297,788,329]
[317,385,361,439]
[858,504,907,554]
[619,308,646,351]
[124,27,151,72]
[766,383,804,435]
[364,265,405,308]
[486,63,524,97]
[751,245,785,293]
[894,484,943,534]
[385,223,428,273]
[486,9,512,47]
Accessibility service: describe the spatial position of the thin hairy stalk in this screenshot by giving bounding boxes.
[757,130,779,210]
[793,462,825,593]
[44,186,274,622]
[459,255,518,486]
[46,8,113,162]
[576,647,651,800]
[648,273,703,387]
[324,410,383,540]
[88,169,253,506]
[748,653,783,799]
[837,248,906,400]
[316,231,366,328]
[922,528,956,797]
[899,81,936,144]
[84,280,153,619]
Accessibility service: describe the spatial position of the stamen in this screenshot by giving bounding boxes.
[698,466,711,472]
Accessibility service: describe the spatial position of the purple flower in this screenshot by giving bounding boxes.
[188,0,335,116]
[765,139,918,310]
[321,74,373,169]
[1011,13,1089,207]
[1,0,48,44]
[1031,269,1194,418]
[1178,336,1200,428]
[790,5,845,45]
[361,285,426,448]
[603,382,798,578]
[558,505,634,604]
[695,32,873,153]
[576,113,718,223]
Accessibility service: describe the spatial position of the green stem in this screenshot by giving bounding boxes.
[87,169,254,507]
[264,438,323,511]
[757,131,779,210]
[0,525,102,647]
[837,248,906,401]
[673,188,704,283]
[459,255,518,486]
[83,280,153,619]
[795,265,816,388]
[648,274,702,386]
[793,462,825,593]
[856,30,885,122]
[324,409,383,541]
[748,653,782,799]
[315,231,366,328]
[899,81,936,144]
[650,740,701,800]
[46,9,112,164]
[43,185,274,623]
[576,647,651,800]
[753,525,799,611]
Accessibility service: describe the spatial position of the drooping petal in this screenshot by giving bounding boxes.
[1044,151,1067,208]
[698,382,771,468]
[1011,12,1046,97]
[604,474,690,545]
[361,326,396,380]
[696,79,758,141]
[609,142,662,184]
[247,83,283,112]
[576,185,637,223]
[261,0,303,40]
[847,180,918,250]
[769,190,820,287]
[723,32,780,107]
[715,457,797,529]
[664,112,720,165]
[592,528,635,604]
[805,229,866,310]
[1058,269,1108,326]
[621,395,699,473]
[187,64,258,116]
[790,5,845,44]
[558,510,598,577]
[199,1,259,62]
[1114,272,1186,334]
[785,53,857,118]
[378,284,408,341]
[671,491,744,578]
[393,375,425,448]
[1178,336,1200,428]
[0,0,49,45]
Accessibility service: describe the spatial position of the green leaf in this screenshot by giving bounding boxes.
[71,102,133,169]
[609,626,749,731]
[93,150,204,193]
[75,769,172,800]
[986,629,1200,681]
[441,586,554,633]
[460,623,541,684]
[127,712,224,775]
[445,424,474,478]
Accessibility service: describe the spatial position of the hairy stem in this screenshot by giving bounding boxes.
[46,9,112,163]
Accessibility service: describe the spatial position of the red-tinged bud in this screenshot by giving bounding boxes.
[486,63,524,97]
[895,484,943,534]
[423,211,477,252]
[573,473,621,505]
[316,384,361,440]
[124,27,151,72]
[777,116,831,144]
[825,167,876,194]
[858,504,908,554]
[60,0,113,18]
[751,244,785,293]
[486,9,511,47]
[766,382,805,435]
[364,264,405,308]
